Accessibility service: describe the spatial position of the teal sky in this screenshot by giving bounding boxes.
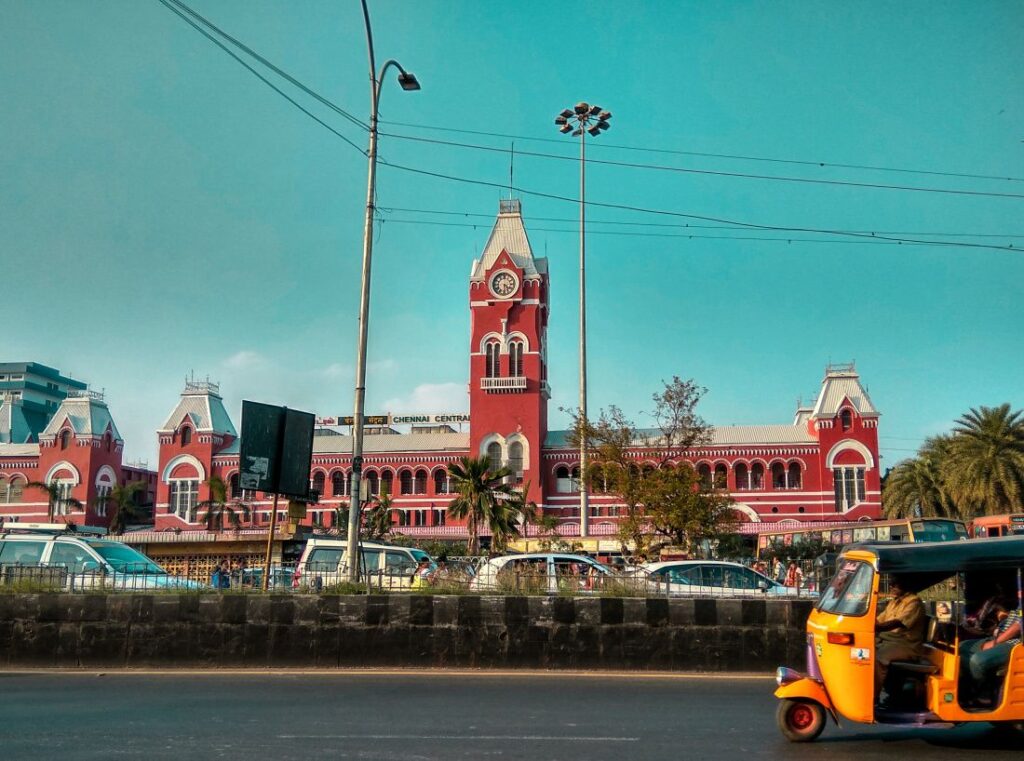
[3,0,1022,468]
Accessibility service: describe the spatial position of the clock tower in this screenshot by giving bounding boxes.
[468,199,549,504]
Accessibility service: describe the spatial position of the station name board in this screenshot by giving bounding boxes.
[315,413,470,426]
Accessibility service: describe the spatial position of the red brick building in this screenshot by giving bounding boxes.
[1,201,882,538]
[147,200,882,538]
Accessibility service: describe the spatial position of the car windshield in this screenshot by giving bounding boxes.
[817,559,873,616]
[87,542,166,574]
[409,549,431,563]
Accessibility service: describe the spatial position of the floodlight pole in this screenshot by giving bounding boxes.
[554,103,611,539]
[348,0,419,582]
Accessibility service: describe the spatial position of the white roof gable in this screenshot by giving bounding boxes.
[158,381,237,435]
[470,200,547,280]
[40,394,122,440]
[811,367,879,419]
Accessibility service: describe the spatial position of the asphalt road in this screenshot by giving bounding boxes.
[1,671,1021,761]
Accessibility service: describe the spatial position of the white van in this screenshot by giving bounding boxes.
[292,539,433,591]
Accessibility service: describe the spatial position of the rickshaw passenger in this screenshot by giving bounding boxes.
[874,576,927,700]
[960,603,1023,701]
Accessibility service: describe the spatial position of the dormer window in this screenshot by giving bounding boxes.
[840,409,853,431]
[59,430,70,450]
[180,426,192,446]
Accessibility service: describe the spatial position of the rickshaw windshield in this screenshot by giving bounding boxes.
[817,560,874,616]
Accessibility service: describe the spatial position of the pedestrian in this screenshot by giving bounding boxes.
[774,559,786,584]
[784,561,804,588]
[210,560,231,590]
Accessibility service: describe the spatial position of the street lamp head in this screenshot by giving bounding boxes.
[559,124,573,134]
[599,111,612,120]
[574,102,590,115]
[560,108,574,119]
[555,115,568,125]
[597,120,610,131]
[397,71,420,91]
[586,125,601,136]
[589,104,602,115]
[571,128,583,137]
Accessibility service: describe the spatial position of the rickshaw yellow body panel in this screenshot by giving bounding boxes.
[774,678,833,712]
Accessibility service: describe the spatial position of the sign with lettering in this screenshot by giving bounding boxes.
[315,413,470,426]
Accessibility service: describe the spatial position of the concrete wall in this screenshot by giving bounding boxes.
[0,594,814,670]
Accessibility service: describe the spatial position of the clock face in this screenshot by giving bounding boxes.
[490,271,518,298]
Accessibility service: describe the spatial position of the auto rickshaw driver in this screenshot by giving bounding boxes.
[874,574,926,704]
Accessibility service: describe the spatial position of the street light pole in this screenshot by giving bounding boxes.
[555,103,611,539]
[348,0,419,582]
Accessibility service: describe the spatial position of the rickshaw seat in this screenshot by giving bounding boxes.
[889,660,938,675]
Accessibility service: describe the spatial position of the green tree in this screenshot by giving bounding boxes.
[364,483,394,540]
[99,481,150,535]
[196,475,250,531]
[882,436,959,519]
[26,480,83,522]
[943,404,1024,516]
[446,455,525,555]
[626,462,738,558]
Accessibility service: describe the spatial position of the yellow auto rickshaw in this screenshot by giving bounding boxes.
[774,535,1024,741]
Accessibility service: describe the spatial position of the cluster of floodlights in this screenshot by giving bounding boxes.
[555,102,612,136]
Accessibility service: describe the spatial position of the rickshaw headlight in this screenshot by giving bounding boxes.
[776,667,801,686]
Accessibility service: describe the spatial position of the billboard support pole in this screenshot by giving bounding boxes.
[262,493,280,592]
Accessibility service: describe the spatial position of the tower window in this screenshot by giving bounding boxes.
[840,409,853,431]
[485,341,501,378]
[180,426,192,446]
[832,467,866,511]
[486,442,502,473]
[59,430,70,450]
[509,341,524,377]
[508,441,524,479]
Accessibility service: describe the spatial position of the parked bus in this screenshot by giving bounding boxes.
[756,517,967,558]
[969,513,1024,538]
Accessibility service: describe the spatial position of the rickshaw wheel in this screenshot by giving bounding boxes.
[777,699,826,742]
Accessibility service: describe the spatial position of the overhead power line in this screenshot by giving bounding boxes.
[377,159,1020,253]
[381,119,1024,184]
[379,132,1024,201]
[162,0,368,131]
[380,206,1024,239]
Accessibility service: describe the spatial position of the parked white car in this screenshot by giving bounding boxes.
[293,538,434,590]
[470,552,615,594]
[0,524,201,590]
[643,560,814,598]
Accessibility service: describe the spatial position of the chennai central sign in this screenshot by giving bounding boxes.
[316,413,470,426]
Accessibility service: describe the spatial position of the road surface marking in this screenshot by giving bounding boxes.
[277,734,640,742]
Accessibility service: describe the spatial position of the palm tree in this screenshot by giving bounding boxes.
[882,437,958,519]
[446,455,526,555]
[942,404,1024,516]
[196,474,251,531]
[364,483,394,540]
[100,481,149,535]
[26,480,83,522]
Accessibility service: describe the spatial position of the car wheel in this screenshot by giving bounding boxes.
[776,699,826,742]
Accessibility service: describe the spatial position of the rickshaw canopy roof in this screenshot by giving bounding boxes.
[850,536,1024,574]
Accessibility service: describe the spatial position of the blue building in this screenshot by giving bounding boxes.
[0,362,88,443]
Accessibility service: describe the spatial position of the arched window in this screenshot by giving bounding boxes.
[331,471,345,497]
[770,462,786,489]
[509,341,524,377]
[840,409,853,431]
[570,466,581,494]
[833,467,865,511]
[229,472,241,499]
[380,471,393,496]
[486,442,502,472]
[312,472,326,498]
[734,462,749,490]
[485,341,501,378]
[713,464,728,489]
[366,471,380,496]
[788,462,802,489]
[508,441,524,477]
[414,469,428,495]
[697,463,712,489]
[180,426,192,446]
[399,469,413,495]
[59,430,70,450]
[555,465,572,493]
[103,433,112,453]
[751,463,765,490]
[433,469,449,494]
[168,478,199,522]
